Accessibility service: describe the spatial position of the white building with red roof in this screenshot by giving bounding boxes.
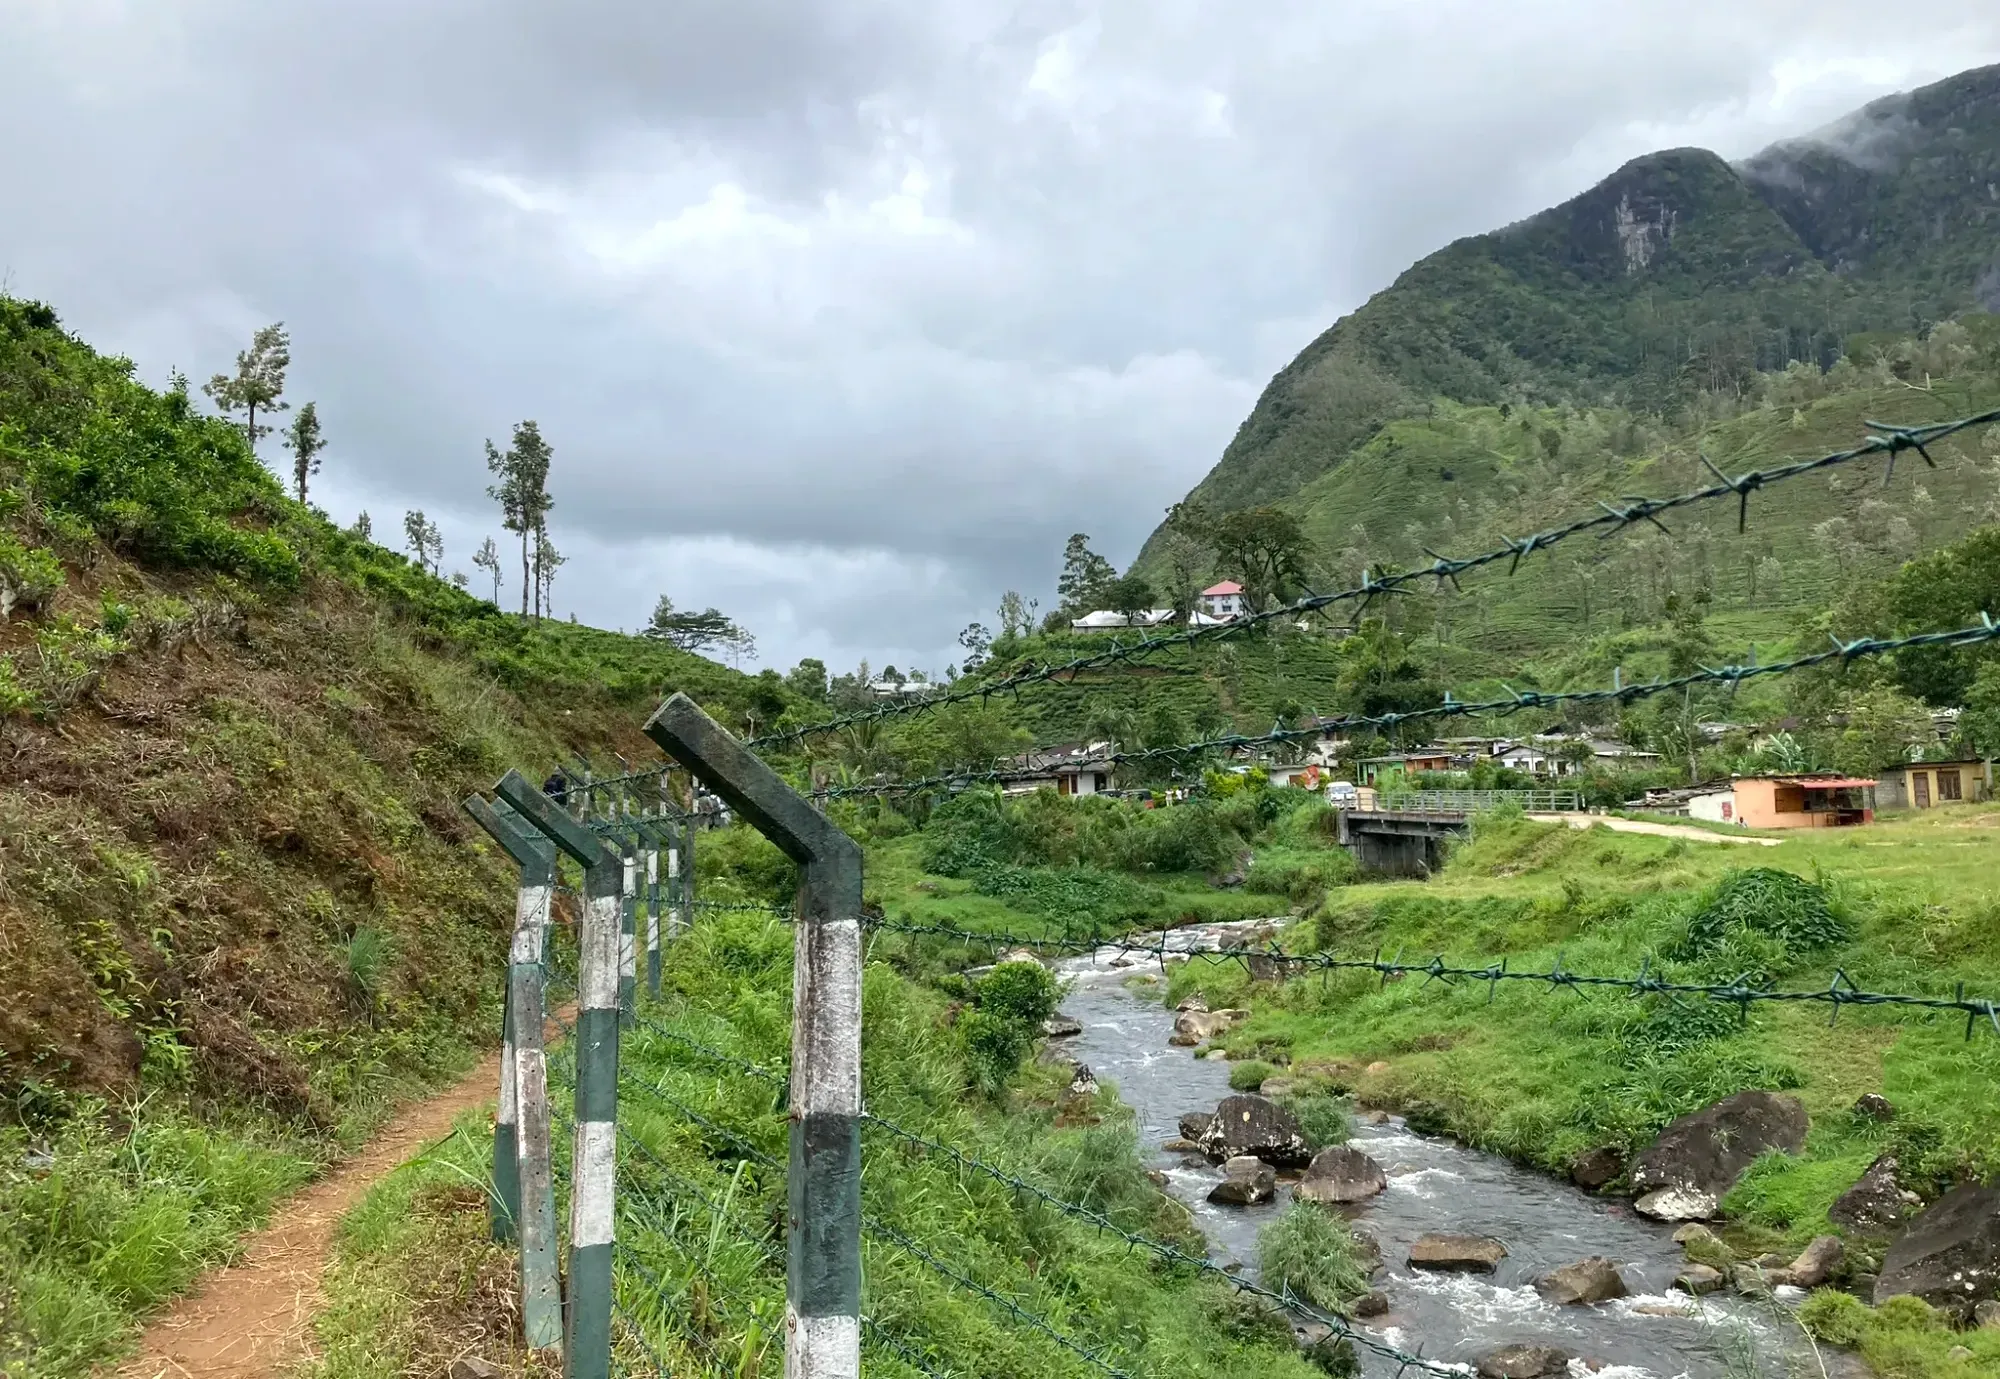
[1199,581,1246,620]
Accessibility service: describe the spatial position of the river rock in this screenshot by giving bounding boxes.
[1042,1014,1083,1038]
[1536,1256,1629,1305]
[1788,1235,1845,1288]
[1852,1092,1896,1121]
[997,948,1043,966]
[1673,1264,1726,1296]
[1351,1290,1390,1318]
[1365,1060,1391,1075]
[1177,992,1208,1011]
[1474,1344,1572,1379]
[1068,1064,1099,1096]
[1569,1146,1625,1192]
[1635,1187,1720,1222]
[1947,1347,1974,1363]
[1259,1076,1299,1098]
[1408,1233,1508,1273]
[1672,1224,1733,1270]
[1179,1111,1215,1141]
[1173,1008,1245,1044]
[1208,1155,1277,1206]
[1634,1091,1808,1187]
[1294,1145,1388,1204]
[1163,1137,1202,1153]
[449,1360,505,1379]
[1974,1299,2000,1328]
[1195,1094,1313,1167]
[1349,1227,1385,1275]
[1875,1181,2000,1320]
[1830,1154,1921,1233]
[1629,1091,1809,1208]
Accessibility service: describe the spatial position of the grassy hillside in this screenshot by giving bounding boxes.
[1136,63,2000,652]
[0,295,788,1370]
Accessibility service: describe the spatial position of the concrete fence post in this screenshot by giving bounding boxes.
[619,839,637,1027]
[496,769,623,1379]
[667,820,686,941]
[644,831,662,995]
[643,693,863,1379]
[462,794,563,1353]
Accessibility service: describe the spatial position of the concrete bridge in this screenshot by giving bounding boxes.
[1335,808,1472,876]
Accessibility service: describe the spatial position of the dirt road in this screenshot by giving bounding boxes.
[117,1053,502,1379]
[1526,813,1781,846]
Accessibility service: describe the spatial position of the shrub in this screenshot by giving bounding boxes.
[975,961,1060,1028]
[957,961,1061,1097]
[1671,868,1848,968]
[0,535,64,615]
[1258,1201,1370,1310]
[1286,1095,1354,1148]
[1796,1290,1870,1346]
[1229,1060,1277,1091]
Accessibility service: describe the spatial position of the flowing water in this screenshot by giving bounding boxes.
[1050,923,1818,1378]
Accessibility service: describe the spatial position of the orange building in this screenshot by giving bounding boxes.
[1730,775,1876,829]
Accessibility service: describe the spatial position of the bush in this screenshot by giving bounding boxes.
[1258,1201,1370,1310]
[1286,1095,1354,1148]
[976,961,1060,1028]
[1229,1060,1277,1091]
[957,961,1061,1097]
[1670,868,1848,969]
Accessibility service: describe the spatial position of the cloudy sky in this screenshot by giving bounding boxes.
[5,2,1997,676]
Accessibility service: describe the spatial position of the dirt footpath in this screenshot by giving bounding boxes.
[1525,813,1782,846]
[117,1052,503,1379]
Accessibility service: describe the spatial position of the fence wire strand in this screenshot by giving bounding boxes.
[746,407,2000,753]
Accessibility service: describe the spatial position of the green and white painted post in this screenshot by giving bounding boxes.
[667,817,687,940]
[461,794,563,1354]
[495,769,622,1379]
[643,693,863,1379]
[618,834,637,1027]
[643,825,662,995]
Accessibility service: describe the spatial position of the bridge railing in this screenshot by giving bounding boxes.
[1375,789,1583,814]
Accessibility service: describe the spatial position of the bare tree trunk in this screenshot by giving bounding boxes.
[520,529,531,618]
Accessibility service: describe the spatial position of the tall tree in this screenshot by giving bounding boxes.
[642,596,741,652]
[1056,533,1116,615]
[486,421,555,620]
[472,536,503,604]
[204,323,291,454]
[283,401,326,504]
[535,529,565,618]
[1156,501,1215,622]
[996,590,1039,639]
[1210,507,1315,613]
[1104,573,1155,621]
[958,622,993,670]
[403,509,442,575]
[351,510,373,542]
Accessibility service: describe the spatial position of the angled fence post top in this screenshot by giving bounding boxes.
[495,769,620,870]
[643,693,858,866]
[464,794,553,871]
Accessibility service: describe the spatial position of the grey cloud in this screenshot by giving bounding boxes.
[4,1,1998,672]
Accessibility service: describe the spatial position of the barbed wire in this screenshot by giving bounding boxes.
[860,917,2000,1039]
[808,614,2000,800]
[745,407,2000,753]
[633,1015,789,1086]
[861,1214,1138,1379]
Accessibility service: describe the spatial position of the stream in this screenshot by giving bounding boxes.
[1049,923,1817,1378]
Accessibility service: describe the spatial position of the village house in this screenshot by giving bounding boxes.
[1687,775,1878,829]
[1358,750,1454,784]
[1875,759,1993,810]
[866,678,934,699]
[1199,581,1247,620]
[1001,742,1115,797]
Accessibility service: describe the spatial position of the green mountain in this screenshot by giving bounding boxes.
[1141,63,2000,625]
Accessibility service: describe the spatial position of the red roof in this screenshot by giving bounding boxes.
[1202,581,1243,596]
[1794,777,1877,789]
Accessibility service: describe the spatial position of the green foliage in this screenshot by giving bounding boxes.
[0,1110,314,1373]
[0,533,64,613]
[1228,1059,1277,1091]
[1670,868,1849,970]
[960,961,1061,1097]
[1285,1095,1355,1148]
[1257,1201,1370,1311]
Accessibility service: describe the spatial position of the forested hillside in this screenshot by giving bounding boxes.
[1136,62,2000,647]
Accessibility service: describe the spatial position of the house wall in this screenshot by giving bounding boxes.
[1882,762,1992,810]
[1687,791,1737,823]
[1732,779,1868,829]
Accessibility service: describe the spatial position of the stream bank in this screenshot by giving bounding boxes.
[1048,923,1824,1378]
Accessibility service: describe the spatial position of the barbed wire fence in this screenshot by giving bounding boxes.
[455,406,2000,1378]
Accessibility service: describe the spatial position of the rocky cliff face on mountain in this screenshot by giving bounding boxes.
[1143,63,2000,577]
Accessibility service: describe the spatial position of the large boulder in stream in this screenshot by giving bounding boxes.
[1194,1094,1313,1167]
[1875,1181,2000,1320]
[1535,1256,1629,1305]
[1179,1111,1214,1141]
[1475,1344,1572,1379]
[1629,1091,1808,1218]
[1293,1146,1387,1204]
[1408,1233,1508,1273]
[1208,1156,1277,1206]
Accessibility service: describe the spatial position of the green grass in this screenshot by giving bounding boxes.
[0,1110,316,1376]
[1257,1202,1371,1313]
